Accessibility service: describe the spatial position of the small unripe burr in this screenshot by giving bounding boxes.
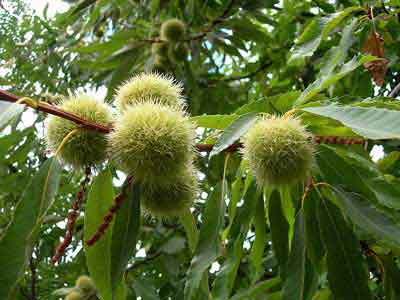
[141,166,198,217]
[65,291,83,300]
[152,41,169,57]
[108,101,195,185]
[114,73,185,111]
[160,18,186,42]
[242,115,315,186]
[75,275,96,294]
[168,42,188,64]
[45,95,113,168]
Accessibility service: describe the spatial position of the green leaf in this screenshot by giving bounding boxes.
[84,169,115,300]
[210,112,258,157]
[191,114,239,130]
[212,181,258,299]
[249,194,267,283]
[268,190,290,278]
[184,184,225,300]
[303,191,325,268]
[69,0,96,15]
[106,55,137,101]
[115,281,128,300]
[212,233,245,300]
[316,144,400,210]
[229,278,281,300]
[318,197,372,300]
[282,209,317,300]
[295,55,375,105]
[180,209,199,253]
[366,177,400,210]
[312,289,334,300]
[0,102,24,131]
[303,104,400,139]
[318,18,357,75]
[223,170,246,239]
[377,151,400,173]
[234,92,300,115]
[131,278,160,300]
[110,180,141,290]
[52,287,77,297]
[289,18,323,62]
[289,7,363,62]
[333,187,400,251]
[381,254,400,300]
[0,158,61,299]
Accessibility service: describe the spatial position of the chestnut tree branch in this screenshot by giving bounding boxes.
[140,0,236,44]
[0,89,366,152]
[0,89,111,133]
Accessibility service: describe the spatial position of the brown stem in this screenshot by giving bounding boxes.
[195,136,365,153]
[1,89,367,152]
[0,90,110,133]
[86,176,133,246]
[52,167,91,264]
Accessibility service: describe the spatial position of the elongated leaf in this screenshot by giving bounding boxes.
[210,112,258,157]
[70,0,96,15]
[249,194,267,283]
[84,169,115,300]
[0,102,24,131]
[191,114,239,130]
[303,104,400,139]
[229,278,281,300]
[295,55,375,105]
[268,190,290,278]
[317,144,400,210]
[0,158,61,299]
[318,197,372,300]
[212,181,258,299]
[303,191,325,268]
[381,254,400,300]
[106,55,137,101]
[316,145,374,200]
[212,233,245,300]
[289,18,323,62]
[282,210,317,300]
[333,188,400,251]
[131,278,160,300]
[223,170,246,239]
[110,180,141,290]
[319,18,356,75]
[289,7,363,62]
[366,177,400,210]
[115,281,128,300]
[234,92,300,115]
[279,186,295,228]
[184,184,224,300]
[377,151,400,173]
[180,209,199,253]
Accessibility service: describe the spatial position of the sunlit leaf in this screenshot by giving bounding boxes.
[84,169,115,300]
[303,104,400,139]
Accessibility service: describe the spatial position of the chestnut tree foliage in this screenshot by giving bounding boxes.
[3,0,400,299]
